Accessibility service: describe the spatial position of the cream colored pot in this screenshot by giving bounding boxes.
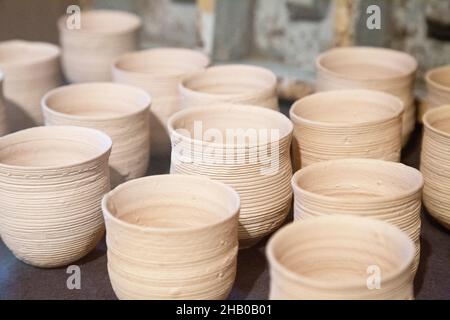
[267,216,416,300]
[102,174,240,300]
[42,82,151,187]
[421,66,450,121]
[0,126,111,267]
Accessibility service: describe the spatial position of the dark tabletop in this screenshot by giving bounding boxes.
[0,101,449,300]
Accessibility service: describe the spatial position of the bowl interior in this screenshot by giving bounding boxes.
[425,105,450,135]
[428,66,450,89]
[291,90,402,124]
[105,176,238,230]
[0,127,110,168]
[183,65,275,95]
[44,83,149,118]
[318,47,417,80]
[294,160,422,200]
[76,10,140,33]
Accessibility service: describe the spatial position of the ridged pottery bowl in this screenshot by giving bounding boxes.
[267,216,416,300]
[421,105,450,229]
[421,65,450,121]
[291,158,423,272]
[102,174,240,300]
[112,48,210,156]
[316,47,417,145]
[179,64,279,111]
[0,71,9,135]
[168,103,293,248]
[0,40,62,130]
[0,126,111,267]
[289,89,403,169]
[58,9,141,83]
[41,82,151,187]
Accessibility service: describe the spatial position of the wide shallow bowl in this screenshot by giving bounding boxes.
[316,46,417,145]
[112,47,209,156]
[267,215,416,300]
[292,158,423,271]
[58,9,141,83]
[290,89,403,169]
[179,64,279,111]
[102,174,240,300]
[42,82,151,187]
[0,40,62,130]
[168,103,293,248]
[421,105,450,229]
[0,126,112,267]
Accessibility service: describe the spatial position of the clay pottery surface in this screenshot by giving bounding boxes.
[0,126,111,268]
[102,174,239,300]
[0,71,9,136]
[58,9,141,83]
[42,82,151,187]
[267,215,416,300]
[421,66,450,121]
[179,64,279,111]
[316,46,417,145]
[112,48,209,156]
[0,40,62,130]
[421,105,450,229]
[168,103,293,248]
[290,89,403,169]
[292,158,423,272]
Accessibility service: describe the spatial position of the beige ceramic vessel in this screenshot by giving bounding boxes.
[316,47,417,145]
[179,64,279,111]
[42,82,151,187]
[421,66,450,121]
[0,40,62,130]
[102,174,240,300]
[168,103,293,248]
[58,9,141,83]
[290,89,403,169]
[0,126,111,268]
[421,105,450,229]
[292,158,423,271]
[0,71,9,136]
[267,215,416,300]
[112,48,210,156]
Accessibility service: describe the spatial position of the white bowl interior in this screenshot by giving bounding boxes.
[427,66,450,89]
[425,106,450,135]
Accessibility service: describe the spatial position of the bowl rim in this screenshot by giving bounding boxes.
[101,174,240,234]
[423,104,450,139]
[0,40,61,68]
[425,65,450,93]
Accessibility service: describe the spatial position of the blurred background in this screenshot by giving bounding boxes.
[1,0,450,94]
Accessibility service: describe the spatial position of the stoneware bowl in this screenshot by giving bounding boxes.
[292,158,423,271]
[421,105,450,229]
[58,9,141,83]
[0,70,9,136]
[42,82,151,187]
[421,65,450,121]
[179,64,279,111]
[0,40,62,130]
[0,126,112,268]
[289,89,403,169]
[168,103,293,248]
[102,174,240,300]
[267,215,416,300]
[316,46,417,145]
[112,48,210,156]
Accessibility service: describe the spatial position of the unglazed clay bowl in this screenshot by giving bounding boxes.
[58,9,141,83]
[421,65,450,121]
[0,40,62,130]
[42,82,151,187]
[102,174,240,300]
[289,89,403,169]
[316,46,417,145]
[0,126,111,267]
[291,158,423,272]
[179,64,279,111]
[112,48,210,156]
[168,103,293,248]
[421,105,450,229]
[267,215,415,300]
